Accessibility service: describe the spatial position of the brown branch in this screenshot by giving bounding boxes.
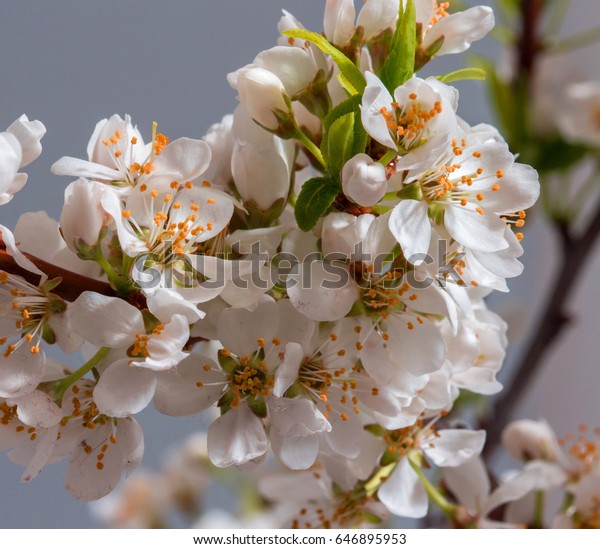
[0,239,117,302]
[517,0,544,79]
[482,198,600,458]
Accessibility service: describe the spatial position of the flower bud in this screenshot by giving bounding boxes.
[501,419,558,462]
[60,179,107,257]
[324,0,356,48]
[342,153,387,206]
[230,68,295,136]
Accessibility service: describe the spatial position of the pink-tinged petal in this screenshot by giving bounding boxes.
[273,342,304,397]
[70,291,143,347]
[389,200,431,264]
[50,156,123,182]
[154,355,226,416]
[360,72,397,150]
[21,425,59,483]
[444,457,490,513]
[207,403,267,468]
[424,6,495,55]
[0,224,46,283]
[287,261,359,322]
[444,203,509,252]
[424,429,485,467]
[0,346,45,399]
[12,391,62,428]
[217,297,278,357]
[93,360,156,418]
[378,458,428,518]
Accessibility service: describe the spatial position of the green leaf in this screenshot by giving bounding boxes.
[282,28,366,94]
[322,95,369,168]
[437,67,486,84]
[380,0,416,92]
[295,177,340,232]
[323,112,355,178]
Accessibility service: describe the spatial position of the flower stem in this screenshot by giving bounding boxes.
[378,150,397,167]
[295,128,326,169]
[53,347,111,403]
[364,462,396,497]
[409,458,456,517]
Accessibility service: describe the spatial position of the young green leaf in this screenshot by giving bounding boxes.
[438,67,486,84]
[295,177,340,232]
[282,28,366,94]
[380,0,417,92]
[322,112,355,178]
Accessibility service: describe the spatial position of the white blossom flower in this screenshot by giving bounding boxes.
[0,115,46,205]
[52,114,212,195]
[415,1,494,56]
[388,125,539,261]
[360,73,458,172]
[376,426,486,518]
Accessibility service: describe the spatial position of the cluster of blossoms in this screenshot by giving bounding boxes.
[97,419,600,530]
[0,0,543,526]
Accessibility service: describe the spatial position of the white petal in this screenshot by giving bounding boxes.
[70,291,143,347]
[424,429,485,467]
[360,72,397,150]
[13,390,62,428]
[21,425,59,483]
[287,261,359,322]
[7,114,46,167]
[0,224,47,283]
[217,297,277,357]
[444,457,490,513]
[378,458,428,518]
[389,200,431,264]
[0,346,45,399]
[93,360,157,417]
[50,156,123,181]
[273,342,304,397]
[271,432,319,470]
[151,138,212,184]
[154,355,226,416]
[444,204,509,252]
[207,403,267,468]
[424,6,495,55]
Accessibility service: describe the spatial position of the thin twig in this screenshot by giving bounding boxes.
[483,198,600,458]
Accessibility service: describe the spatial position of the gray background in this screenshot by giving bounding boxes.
[0,0,598,528]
